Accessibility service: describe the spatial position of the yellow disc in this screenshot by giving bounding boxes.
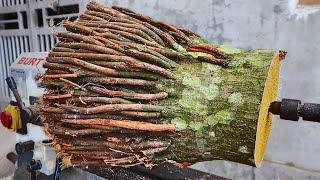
[254,52,282,167]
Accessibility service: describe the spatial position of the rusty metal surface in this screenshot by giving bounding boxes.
[270,98,320,123]
[280,99,301,121]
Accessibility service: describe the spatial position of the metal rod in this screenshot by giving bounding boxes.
[270,98,320,122]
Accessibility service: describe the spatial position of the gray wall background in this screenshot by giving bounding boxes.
[96,0,320,179]
[1,0,320,179]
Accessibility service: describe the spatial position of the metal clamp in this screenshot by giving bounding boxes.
[15,140,35,155]
[269,98,320,122]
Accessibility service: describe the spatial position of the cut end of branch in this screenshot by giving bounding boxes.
[279,50,287,60]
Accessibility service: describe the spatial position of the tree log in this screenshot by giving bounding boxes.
[161,49,282,166]
[39,1,283,169]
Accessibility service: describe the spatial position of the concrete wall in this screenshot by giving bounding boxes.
[96,0,320,179]
[1,0,320,179]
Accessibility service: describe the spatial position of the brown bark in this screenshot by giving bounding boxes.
[53,31,104,46]
[61,118,176,132]
[56,42,124,55]
[86,85,168,101]
[55,103,167,114]
[187,44,226,58]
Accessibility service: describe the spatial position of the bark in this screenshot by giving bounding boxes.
[68,97,133,104]
[187,44,226,58]
[48,52,173,77]
[160,50,281,166]
[86,85,168,101]
[53,31,104,46]
[61,119,175,132]
[55,103,169,114]
[46,57,162,80]
[56,42,124,55]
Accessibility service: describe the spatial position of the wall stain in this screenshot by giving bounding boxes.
[212,0,225,6]
[260,13,268,26]
[154,0,160,10]
[128,0,135,7]
[273,5,283,14]
[211,17,224,31]
[216,34,229,44]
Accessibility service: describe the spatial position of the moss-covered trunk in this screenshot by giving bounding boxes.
[161,49,278,166]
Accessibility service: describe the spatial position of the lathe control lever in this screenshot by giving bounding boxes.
[5,77,38,134]
[269,99,320,122]
[6,77,24,109]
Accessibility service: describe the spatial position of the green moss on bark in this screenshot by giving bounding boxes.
[157,47,275,165]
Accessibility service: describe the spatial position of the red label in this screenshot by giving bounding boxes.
[17,57,45,66]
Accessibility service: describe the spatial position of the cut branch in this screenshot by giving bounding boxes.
[86,85,168,101]
[61,118,176,132]
[68,97,133,104]
[77,77,157,86]
[43,93,73,100]
[56,42,124,55]
[187,44,226,58]
[55,103,168,114]
[53,31,104,46]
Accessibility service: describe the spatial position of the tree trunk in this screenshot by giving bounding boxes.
[38,1,283,168]
[162,48,282,166]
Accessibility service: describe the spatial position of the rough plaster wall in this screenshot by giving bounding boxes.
[96,0,320,178]
[0,0,318,179]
